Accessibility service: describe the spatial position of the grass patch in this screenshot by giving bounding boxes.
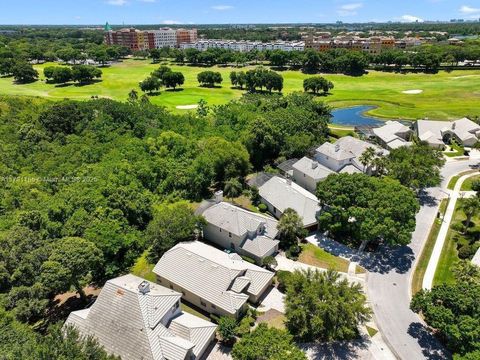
[461,174,480,191]
[180,301,210,321]
[366,325,378,337]
[444,142,465,158]
[433,199,480,286]
[1,60,480,118]
[329,126,356,139]
[447,170,477,190]
[298,243,350,273]
[130,250,156,282]
[411,199,448,295]
[257,312,286,330]
[356,265,367,274]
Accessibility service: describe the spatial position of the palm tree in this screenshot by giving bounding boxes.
[461,196,480,232]
[277,208,307,249]
[224,178,242,202]
[359,147,376,174]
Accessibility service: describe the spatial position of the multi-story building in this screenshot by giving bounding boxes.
[180,39,305,52]
[104,25,197,49]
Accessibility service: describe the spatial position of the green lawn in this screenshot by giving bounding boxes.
[461,174,480,191]
[447,170,478,190]
[433,199,480,286]
[130,250,156,282]
[412,199,448,295]
[298,243,350,273]
[2,59,480,118]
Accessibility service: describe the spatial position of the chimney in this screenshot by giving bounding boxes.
[257,221,266,235]
[286,178,292,186]
[335,144,340,152]
[214,190,223,203]
[311,161,318,169]
[138,281,150,295]
[452,122,456,130]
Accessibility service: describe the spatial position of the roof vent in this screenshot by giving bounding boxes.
[138,281,150,295]
[286,178,292,186]
[452,122,456,130]
[214,190,224,203]
[335,144,340,152]
[311,161,318,169]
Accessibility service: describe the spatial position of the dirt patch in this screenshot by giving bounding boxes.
[256,309,286,330]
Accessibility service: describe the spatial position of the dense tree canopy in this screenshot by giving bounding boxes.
[284,269,371,342]
[231,323,307,360]
[316,173,419,247]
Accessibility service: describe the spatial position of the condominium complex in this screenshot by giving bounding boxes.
[181,39,305,52]
[304,34,423,55]
[104,24,197,50]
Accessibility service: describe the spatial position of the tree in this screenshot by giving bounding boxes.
[277,208,307,249]
[224,178,243,201]
[146,202,203,262]
[460,196,480,232]
[139,76,162,94]
[230,71,246,89]
[302,49,321,73]
[471,179,480,197]
[162,71,184,90]
[358,146,377,173]
[217,316,238,346]
[269,49,289,67]
[285,269,371,342]
[44,66,73,84]
[41,237,103,302]
[128,89,139,103]
[303,76,334,95]
[316,173,419,247]
[150,48,162,63]
[71,65,102,84]
[0,57,15,76]
[385,143,445,192]
[151,65,172,80]
[231,323,306,360]
[197,71,223,87]
[12,61,39,83]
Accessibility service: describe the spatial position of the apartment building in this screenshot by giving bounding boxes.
[104,26,197,49]
[180,39,305,52]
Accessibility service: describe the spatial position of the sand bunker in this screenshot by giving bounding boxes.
[176,104,198,110]
[402,89,423,94]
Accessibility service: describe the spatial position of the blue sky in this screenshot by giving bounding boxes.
[1,0,479,25]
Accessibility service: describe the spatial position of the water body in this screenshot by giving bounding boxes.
[331,105,385,127]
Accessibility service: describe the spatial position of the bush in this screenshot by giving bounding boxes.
[285,244,301,260]
[218,316,238,345]
[458,244,475,259]
[258,203,267,213]
[262,255,277,269]
[451,222,464,232]
[236,316,253,337]
[241,255,256,264]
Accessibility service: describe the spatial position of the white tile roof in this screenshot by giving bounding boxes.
[240,235,279,258]
[64,274,216,360]
[259,176,320,227]
[416,118,480,146]
[316,142,354,161]
[373,121,411,148]
[292,157,335,180]
[153,241,274,315]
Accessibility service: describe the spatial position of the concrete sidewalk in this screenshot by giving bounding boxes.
[422,171,480,290]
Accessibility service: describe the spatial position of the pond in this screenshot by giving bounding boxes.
[331,105,385,127]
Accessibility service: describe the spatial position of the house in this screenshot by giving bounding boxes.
[372,121,413,150]
[64,274,217,360]
[472,247,480,267]
[201,193,280,264]
[415,118,480,149]
[258,176,320,228]
[153,241,274,319]
[292,157,335,193]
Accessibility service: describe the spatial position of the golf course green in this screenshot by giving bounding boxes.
[1,59,479,119]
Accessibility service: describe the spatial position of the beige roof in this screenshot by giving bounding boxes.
[153,241,274,315]
[202,202,279,239]
[64,274,216,360]
[416,118,480,145]
[259,176,320,227]
[292,157,335,181]
[373,121,411,148]
[316,142,354,161]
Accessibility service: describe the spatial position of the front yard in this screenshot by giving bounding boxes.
[298,243,350,273]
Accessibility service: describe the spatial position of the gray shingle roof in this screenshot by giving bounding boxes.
[258,176,320,227]
[373,121,411,147]
[316,142,354,161]
[64,274,216,360]
[417,118,480,146]
[153,241,274,315]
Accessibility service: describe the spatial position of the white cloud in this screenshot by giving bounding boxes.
[459,5,480,14]
[161,19,182,24]
[337,3,363,16]
[107,0,127,5]
[211,5,234,11]
[399,14,424,22]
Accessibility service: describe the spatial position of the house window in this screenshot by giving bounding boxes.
[231,242,235,249]
[182,291,186,296]
[228,232,232,238]
[200,300,207,307]
[211,304,216,309]
[273,207,277,214]
[219,228,222,232]
[169,284,174,290]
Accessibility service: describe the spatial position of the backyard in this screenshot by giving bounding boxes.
[1,59,480,119]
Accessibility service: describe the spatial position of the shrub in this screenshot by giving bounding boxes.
[458,244,474,259]
[276,270,293,292]
[258,203,267,213]
[262,255,277,269]
[285,244,301,260]
[218,316,238,345]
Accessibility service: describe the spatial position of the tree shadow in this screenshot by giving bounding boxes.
[54,83,74,88]
[407,322,451,360]
[199,85,223,89]
[299,335,370,360]
[360,245,415,274]
[74,79,103,87]
[165,88,184,92]
[145,91,162,96]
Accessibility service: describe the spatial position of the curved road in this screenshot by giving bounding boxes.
[365,159,479,360]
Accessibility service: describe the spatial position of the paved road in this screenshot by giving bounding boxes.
[365,159,479,360]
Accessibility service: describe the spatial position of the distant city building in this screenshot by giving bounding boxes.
[180,39,305,52]
[104,24,197,50]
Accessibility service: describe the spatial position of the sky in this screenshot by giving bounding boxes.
[0,0,479,25]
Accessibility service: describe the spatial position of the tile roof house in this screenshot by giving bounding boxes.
[153,241,274,319]
[201,196,280,263]
[372,121,413,150]
[64,274,216,360]
[415,118,480,148]
[292,156,335,193]
[258,176,320,228]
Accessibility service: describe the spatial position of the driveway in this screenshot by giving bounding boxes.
[365,159,479,360]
